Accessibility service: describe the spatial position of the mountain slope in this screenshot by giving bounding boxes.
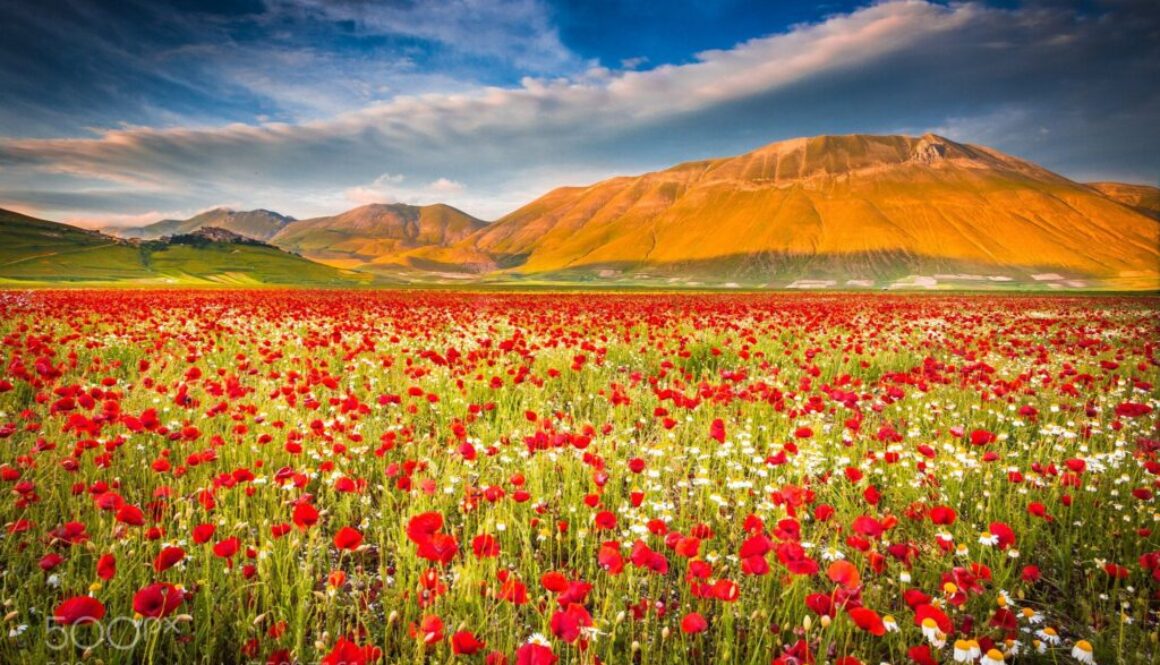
[0,208,368,285]
[1088,182,1160,220]
[119,208,295,241]
[270,203,488,270]
[414,134,1159,289]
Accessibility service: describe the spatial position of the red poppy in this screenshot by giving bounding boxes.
[410,614,445,646]
[709,418,726,443]
[472,534,500,558]
[515,642,557,665]
[550,603,593,642]
[334,526,363,551]
[593,510,617,530]
[115,504,145,526]
[681,612,709,634]
[54,596,105,625]
[407,512,444,544]
[321,636,382,665]
[154,545,186,572]
[292,503,319,530]
[133,583,185,618]
[192,523,216,544]
[847,607,885,636]
[96,553,116,580]
[827,560,861,589]
[213,536,241,559]
[929,506,956,525]
[969,429,996,446]
[451,630,486,655]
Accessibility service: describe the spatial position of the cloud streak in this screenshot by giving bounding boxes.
[0,1,1156,223]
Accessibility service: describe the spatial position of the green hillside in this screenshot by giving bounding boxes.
[0,208,373,286]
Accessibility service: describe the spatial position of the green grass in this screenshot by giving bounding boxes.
[0,209,373,286]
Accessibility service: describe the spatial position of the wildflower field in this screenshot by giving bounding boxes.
[0,290,1157,665]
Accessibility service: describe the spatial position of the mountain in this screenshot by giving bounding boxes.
[1088,182,1160,220]
[118,208,295,241]
[409,134,1160,290]
[0,208,369,286]
[270,203,488,270]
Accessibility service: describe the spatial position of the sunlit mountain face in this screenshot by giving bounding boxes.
[0,0,1156,230]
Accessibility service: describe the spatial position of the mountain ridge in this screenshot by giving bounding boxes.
[401,133,1158,289]
[119,208,296,241]
[270,202,488,270]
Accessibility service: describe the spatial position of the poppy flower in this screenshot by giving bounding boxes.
[451,630,486,655]
[550,603,593,642]
[154,545,186,572]
[192,523,216,544]
[472,534,500,558]
[54,596,105,625]
[406,512,444,543]
[133,583,184,618]
[321,636,382,665]
[515,640,557,665]
[848,607,885,636]
[709,418,726,443]
[988,521,1016,549]
[96,553,116,580]
[969,429,996,446]
[541,571,569,593]
[409,614,445,645]
[115,504,145,526]
[593,511,617,530]
[213,536,241,559]
[416,533,459,565]
[680,612,709,634]
[827,560,861,589]
[292,503,319,530]
[929,506,956,525]
[334,526,363,551]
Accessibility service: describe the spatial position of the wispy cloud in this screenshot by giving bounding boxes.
[262,0,579,72]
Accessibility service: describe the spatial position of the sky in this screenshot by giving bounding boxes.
[0,0,1156,227]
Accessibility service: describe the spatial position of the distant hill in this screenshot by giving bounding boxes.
[118,208,295,241]
[408,134,1159,290]
[0,208,369,286]
[270,203,487,270]
[1088,182,1160,220]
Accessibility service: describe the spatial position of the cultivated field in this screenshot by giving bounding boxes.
[0,290,1156,665]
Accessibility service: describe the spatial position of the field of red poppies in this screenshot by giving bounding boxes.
[0,290,1156,665]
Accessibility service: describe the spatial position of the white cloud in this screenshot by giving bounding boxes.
[343,174,466,208]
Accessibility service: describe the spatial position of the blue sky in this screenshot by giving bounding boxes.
[0,0,1156,226]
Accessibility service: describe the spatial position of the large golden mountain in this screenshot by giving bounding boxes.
[403,134,1159,289]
